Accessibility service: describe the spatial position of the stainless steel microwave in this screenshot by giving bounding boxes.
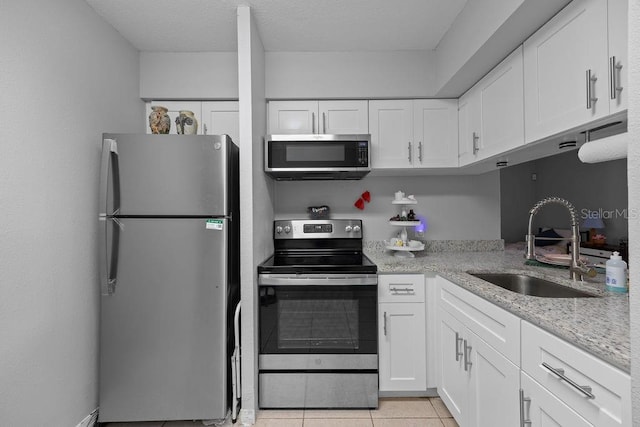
[264,134,371,180]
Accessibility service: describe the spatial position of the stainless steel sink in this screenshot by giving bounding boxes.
[468,273,598,298]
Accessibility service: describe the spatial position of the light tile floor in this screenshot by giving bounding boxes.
[103,398,459,427]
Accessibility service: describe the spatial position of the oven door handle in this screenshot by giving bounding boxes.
[258,274,378,286]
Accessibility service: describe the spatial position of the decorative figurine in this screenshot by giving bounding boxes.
[175,110,198,135]
[149,106,171,134]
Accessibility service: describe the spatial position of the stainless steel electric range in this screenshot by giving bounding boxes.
[257,219,378,409]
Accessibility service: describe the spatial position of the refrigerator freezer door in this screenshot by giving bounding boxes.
[102,134,233,216]
[99,218,229,422]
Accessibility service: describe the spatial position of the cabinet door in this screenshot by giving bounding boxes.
[146,101,203,135]
[413,100,458,168]
[523,0,609,143]
[521,373,593,427]
[319,100,368,134]
[608,0,628,113]
[369,100,414,168]
[267,100,318,134]
[378,303,427,392]
[436,307,468,426]
[468,332,520,427]
[477,47,524,160]
[457,89,480,167]
[201,101,239,143]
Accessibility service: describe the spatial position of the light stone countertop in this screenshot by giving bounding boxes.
[364,242,631,373]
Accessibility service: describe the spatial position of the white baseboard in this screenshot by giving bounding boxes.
[76,408,98,427]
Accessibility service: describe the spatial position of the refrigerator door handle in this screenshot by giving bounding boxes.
[99,138,121,216]
[100,217,122,296]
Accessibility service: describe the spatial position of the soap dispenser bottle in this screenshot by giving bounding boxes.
[605,251,628,292]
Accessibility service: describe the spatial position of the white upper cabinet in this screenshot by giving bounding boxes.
[369,99,458,169]
[413,100,459,168]
[146,101,204,135]
[458,47,524,167]
[457,88,480,166]
[608,0,628,113]
[369,100,414,168]
[319,100,369,134]
[201,101,239,143]
[267,100,368,134]
[523,0,609,143]
[267,100,317,134]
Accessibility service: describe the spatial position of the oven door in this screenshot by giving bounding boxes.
[258,274,377,355]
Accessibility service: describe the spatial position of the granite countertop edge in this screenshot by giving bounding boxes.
[365,243,630,373]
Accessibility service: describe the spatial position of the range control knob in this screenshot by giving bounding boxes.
[353,225,361,233]
[345,225,353,232]
[283,225,292,234]
[275,226,283,234]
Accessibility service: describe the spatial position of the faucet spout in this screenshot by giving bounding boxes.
[525,197,593,281]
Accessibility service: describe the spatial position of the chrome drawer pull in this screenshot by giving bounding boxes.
[455,332,463,361]
[542,362,595,399]
[520,389,532,427]
[383,311,387,336]
[463,340,472,371]
[389,286,415,294]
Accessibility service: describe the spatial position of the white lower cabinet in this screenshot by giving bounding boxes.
[521,321,631,427]
[378,274,426,392]
[467,331,520,427]
[436,276,631,427]
[521,372,593,427]
[436,281,519,427]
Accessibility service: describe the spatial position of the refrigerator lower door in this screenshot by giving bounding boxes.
[99,218,229,422]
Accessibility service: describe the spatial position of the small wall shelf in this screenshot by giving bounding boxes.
[386,197,424,258]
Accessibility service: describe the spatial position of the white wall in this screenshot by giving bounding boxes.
[434,0,571,97]
[237,6,274,424]
[265,51,436,99]
[274,173,501,241]
[627,0,640,424]
[0,0,143,425]
[140,52,239,100]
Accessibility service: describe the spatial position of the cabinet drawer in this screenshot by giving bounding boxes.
[436,276,520,365]
[522,321,630,427]
[378,274,425,303]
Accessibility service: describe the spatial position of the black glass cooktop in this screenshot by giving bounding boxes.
[258,250,377,274]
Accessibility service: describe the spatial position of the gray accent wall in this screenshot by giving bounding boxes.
[501,150,628,244]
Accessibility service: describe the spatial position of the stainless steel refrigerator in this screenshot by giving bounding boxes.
[98,134,240,422]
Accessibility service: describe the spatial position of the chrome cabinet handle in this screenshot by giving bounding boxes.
[541,362,595,399]
[610,56,623,100]
[463,340,472,371]
[322,112,326,133]
[472,132,479,155]
[383,311,388,336]
[455,332,463,361]
[520,389,532,427]
[408,141,412,163]
[203,123,208,135]
[312,112,316,133]
[418,141,423,163]
[389,286,415,294]
[586,69,598,109]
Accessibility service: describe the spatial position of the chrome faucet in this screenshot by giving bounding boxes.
[525,197,596,280]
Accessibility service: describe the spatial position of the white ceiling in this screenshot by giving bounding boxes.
[85,0,467,52]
